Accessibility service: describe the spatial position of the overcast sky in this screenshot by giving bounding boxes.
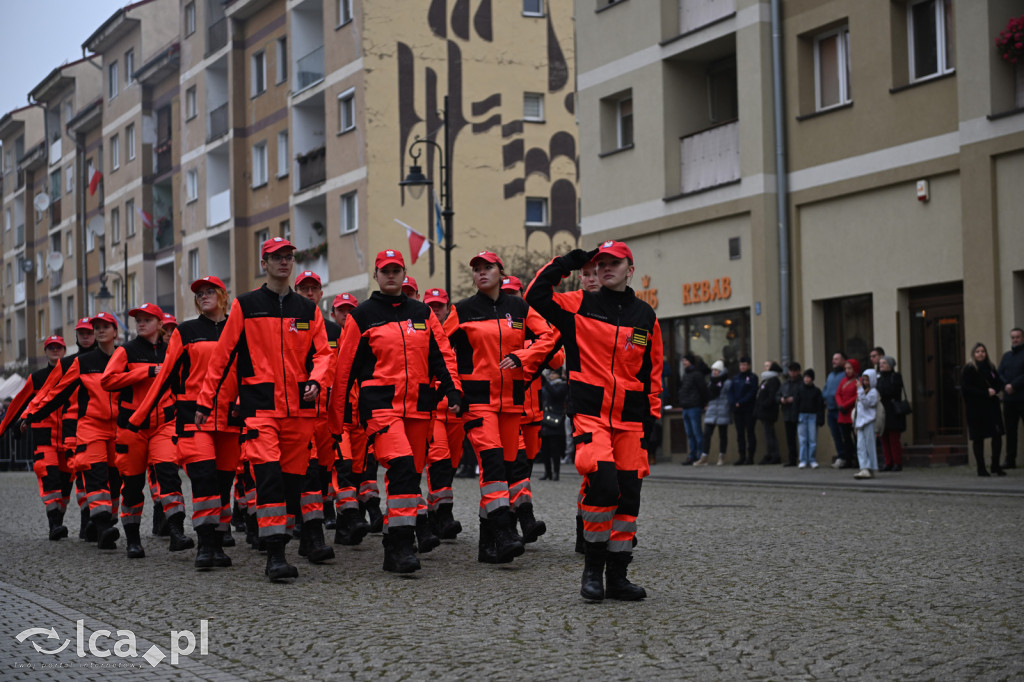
[0,0,129,118]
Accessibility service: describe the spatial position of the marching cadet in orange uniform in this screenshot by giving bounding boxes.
[0,336,69,540]
[291,270,336,565]
[101,303,181,560]
[328,292,372,546]
[526,241,663,602]
[196,238,333,582]
[423,288,465,540]
[443,252,556,564]
[130,276,243,570]
[25,319,98,541]
[24,313,123,550]
[330,249,463,574]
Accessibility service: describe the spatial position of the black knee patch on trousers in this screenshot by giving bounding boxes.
[385,456,421,497]
[186,460,220,499]
[121,473,147,508]
[615,469,642,517]
[153,462,183,497]
[427,460,455,491]
[583,461,620,508]
[282,472,305,522]
[505,449,530,484]
[478,448,505,484]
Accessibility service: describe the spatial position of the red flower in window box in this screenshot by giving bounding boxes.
[995,15,1024,64]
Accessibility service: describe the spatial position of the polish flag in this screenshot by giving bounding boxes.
[136,205,153,229]
[88,169,102,196]
[394,219,429,265]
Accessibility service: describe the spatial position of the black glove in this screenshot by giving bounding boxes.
[447,391,465,417]
[557,248,599,272]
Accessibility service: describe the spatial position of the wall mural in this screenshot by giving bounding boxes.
[397,0,579,281]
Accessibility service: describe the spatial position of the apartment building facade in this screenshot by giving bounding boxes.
[575,0,1024,461]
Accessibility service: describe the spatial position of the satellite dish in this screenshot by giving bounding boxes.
[88,214,105,237]
[34,193,50,212]
[21,258,33,273]
[47,252,64,272]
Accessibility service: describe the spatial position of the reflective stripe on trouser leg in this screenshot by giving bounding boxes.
[119,473,146,526]
[608,470,642,553]
[333,458,358,512]
[463,412,513,517]
[185,460,222,530]
[75,472,87,509]
[580,461,620,544]
[252,460,289,538]
[506,448,532,510]
[154,462,185,517]
[383,455,421,530]
[82,462,113,519]
[426,459,455,511]
[34,454,64,513]
[300,461,325,523]
[217,468,236,531]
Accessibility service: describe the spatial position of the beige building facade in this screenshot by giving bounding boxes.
[575,0,1024,462]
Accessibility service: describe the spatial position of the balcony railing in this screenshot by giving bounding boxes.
[14,281,25,304]
[680,120,739,194]
[208,189,230,227]
[155,140,173,176]
[296,46,324,92]
[207,18,227,55]
[679,0,735,34]
[297,146,326,190]
[207,103,229,141]
[50,268,62,289]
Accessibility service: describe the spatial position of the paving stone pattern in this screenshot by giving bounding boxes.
[0,466,1022,681]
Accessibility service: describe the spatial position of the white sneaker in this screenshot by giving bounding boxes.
[798,462,807,469]
[693,454,708,466]
[854,468,873,479]
[716,454,724,466]
[810,461,819,469]
[831,458,845,469]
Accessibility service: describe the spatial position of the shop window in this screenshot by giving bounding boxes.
[822,293,873,373]
[663,308,751,402]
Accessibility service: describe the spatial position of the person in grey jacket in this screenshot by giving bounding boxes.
[695,361,731,466]
[777,362,803,467]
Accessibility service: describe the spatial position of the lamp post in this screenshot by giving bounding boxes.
[95,241,129,343]
[399,95,454,294]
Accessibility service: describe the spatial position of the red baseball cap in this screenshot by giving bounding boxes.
[294,270,322,287]
[129,303,165,319]
[402,276,418,295]
[375,249,405,269]
[423,288,449,305]
[501,275,523,293]
[592,240,633,262]
[74,317,94,332]
[190,275,227,293]
[43,335,66,349]
[332,293,358,309]
[261,237,295,257]
[161,313,178,327]
[90,312,119,329]
[470,251,504,269]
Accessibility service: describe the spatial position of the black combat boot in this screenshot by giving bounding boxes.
[435,503,462,540]
[415,514,440,554]
[605,551,647,601]
[515,502,547,544]
[382,527,420,574]
[298,519,335,563]
[167,512,195,552]
[580,541,607,601]
[47,509,69,541]
[152,503,169,536]
[489,508,525,564]
[264,538,298,581]
[364,498,384,534]
[124,523,145,559]
[79,507,94,541]
[93,512,120,550]
[195,527,215,570]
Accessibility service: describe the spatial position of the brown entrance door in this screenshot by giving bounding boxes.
[908,286,965,445]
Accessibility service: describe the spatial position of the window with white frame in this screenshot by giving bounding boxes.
[338,0,353,25]
[110,134,120,171]
[814,26,851,111]
[65,165,73,194]
[125,49,134,84]
[4,208,10,231]
[277,131,289,177]
[108,61,118,99]
[186,86,197,120]
[126,198,136,236]
[255,228,269,269]
[110,207,121,244]
[253,142,268,187]
[126,123,136,161]
[86,225,95,252]
[338,89,355,132]
[36,254,44,283]
[186,169,198,202]
[525,197,548,225]
[252,51,267,96]
[908,0,954,81]
[280,219,290,241]
[66,231,73,257]
[340,191,357,234]
[276,37,287,84]
[64,99,73,123]
[523,0,543,17]
[185,2,196,36]
[618,97,634,148]
[524,92,544,121]
[188,248,199,282]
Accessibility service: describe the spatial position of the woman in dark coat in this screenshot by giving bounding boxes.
[539,368,568,481]
[961,342,1006,477]
[876,356,906,471]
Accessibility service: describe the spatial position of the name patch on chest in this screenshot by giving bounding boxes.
[630,328,649,347]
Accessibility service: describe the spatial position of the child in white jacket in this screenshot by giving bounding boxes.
[854,368,879,479]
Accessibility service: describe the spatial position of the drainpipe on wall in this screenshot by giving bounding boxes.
[771,0,791,367]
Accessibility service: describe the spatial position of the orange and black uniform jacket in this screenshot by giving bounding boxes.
[526,258,663,432]
[316,319,341,416]
[101,337,172,430]
[26,349,118,441]
[197,284,332,420]
[130,316,243,435]
[329,292,461,434]
[443,291,555,413]
[30,349,95,442]
[0,364,60,447]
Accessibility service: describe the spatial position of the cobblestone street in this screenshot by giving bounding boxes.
[1,465,1022,680]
